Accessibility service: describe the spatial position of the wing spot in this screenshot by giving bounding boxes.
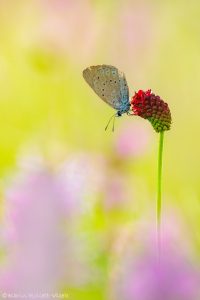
[102,89,104,91]
[110,79,112,82]
[114,81,117,83]
[97,76,99,79]
[102,94,104,96]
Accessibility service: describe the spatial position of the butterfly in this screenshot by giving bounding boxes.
[83,65,131,131]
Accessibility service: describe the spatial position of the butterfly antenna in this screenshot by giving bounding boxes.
[105,113,117,131]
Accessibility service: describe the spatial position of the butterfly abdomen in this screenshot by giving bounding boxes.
[118,101,131,114]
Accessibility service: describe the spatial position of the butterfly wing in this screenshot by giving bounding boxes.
[83,65,129,111]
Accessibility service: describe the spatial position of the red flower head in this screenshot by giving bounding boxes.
[131,89,171,133]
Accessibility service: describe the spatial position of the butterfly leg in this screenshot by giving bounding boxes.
[127,111,134,116]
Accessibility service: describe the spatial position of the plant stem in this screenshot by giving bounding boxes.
[157,131,164,257]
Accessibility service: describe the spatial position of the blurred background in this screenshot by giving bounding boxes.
[0,0,200,299]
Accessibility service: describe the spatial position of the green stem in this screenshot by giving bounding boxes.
[157,131,164,256]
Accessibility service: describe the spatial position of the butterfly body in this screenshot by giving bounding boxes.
[83,65,130,116]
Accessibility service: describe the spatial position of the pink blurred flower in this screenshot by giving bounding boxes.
[24,0,103,70]
[103,172,132,211]
[110,216,200,300]
[114,120,152,158]
[0,168,67,297]
[117,252,200,300]
[109,1,157,69]
[0,155,104,297]
[58,153,105,214]
[120,2,155,56]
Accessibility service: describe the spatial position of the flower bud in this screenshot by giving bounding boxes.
[131,89,171,132]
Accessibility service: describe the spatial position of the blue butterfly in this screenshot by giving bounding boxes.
[83,65,131,131]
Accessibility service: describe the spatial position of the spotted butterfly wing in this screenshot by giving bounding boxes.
[83,65,130,113]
